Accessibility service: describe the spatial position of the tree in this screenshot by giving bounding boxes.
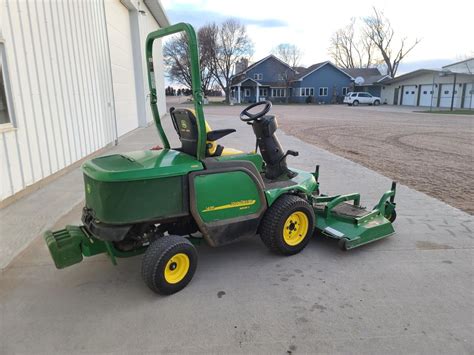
[163,25,216,94]
[328,18,377,68]
[210,19,254,103]
[273,43,302,69]
[272,43,302,103]
[363,7,420,77]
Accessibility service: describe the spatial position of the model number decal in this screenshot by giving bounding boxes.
[202,199,256,213]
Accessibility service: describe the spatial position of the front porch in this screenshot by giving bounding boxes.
[230,78,270,104]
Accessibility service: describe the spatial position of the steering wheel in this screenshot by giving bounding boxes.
[239,101,272,122]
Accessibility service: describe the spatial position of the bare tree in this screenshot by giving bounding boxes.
[329,18,377,68]
[273,43,302,68]
[272,43,302,103]
[210,19,254,103]
[363,7,420,77]
[163,25,216,94]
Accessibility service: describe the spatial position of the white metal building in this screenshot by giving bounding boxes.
[380,58,474,109]
[0,0,169,204]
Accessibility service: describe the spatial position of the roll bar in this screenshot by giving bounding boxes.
[145,23,206,160]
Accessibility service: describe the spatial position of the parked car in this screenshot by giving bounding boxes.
[344,92,381,106]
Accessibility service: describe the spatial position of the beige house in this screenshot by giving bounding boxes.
[380,58,474,109]
[0,0,169,204]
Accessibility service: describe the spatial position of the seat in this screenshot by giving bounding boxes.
[169,107,243,157]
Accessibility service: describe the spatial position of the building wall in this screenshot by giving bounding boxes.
[246,57,290,85]
[380,72,474,107]
[0,0,166,202]
[293,64,352,103]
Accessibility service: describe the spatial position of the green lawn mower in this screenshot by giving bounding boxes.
[44,23,397,295]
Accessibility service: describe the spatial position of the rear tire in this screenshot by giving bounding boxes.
[142,235,197,295]
[352,100,359,106]
[259,195,315,255]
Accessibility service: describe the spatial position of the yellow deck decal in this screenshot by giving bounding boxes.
[203,199,256,213]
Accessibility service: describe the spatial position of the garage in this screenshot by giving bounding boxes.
[105,0,139,137]
[463,83,474,109]
[439,83,462,108]
[402,85,416,106]
[419,84,435,106]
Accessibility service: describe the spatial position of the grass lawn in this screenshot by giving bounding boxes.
[416,109,474,115]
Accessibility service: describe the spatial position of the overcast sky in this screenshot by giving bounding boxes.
[161,0,473,75]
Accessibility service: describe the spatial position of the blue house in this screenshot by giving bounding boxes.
[291,62,353,103]
[230,55,297,103]
[230,55,389,104]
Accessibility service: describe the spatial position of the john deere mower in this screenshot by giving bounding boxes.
[44,23,397,295]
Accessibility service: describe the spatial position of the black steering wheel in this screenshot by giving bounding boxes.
[240,101,272,122]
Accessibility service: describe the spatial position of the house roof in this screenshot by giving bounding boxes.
[293,61,354,81]
[143,0,170,27]
[383,69,441,84]
[232,54,296,77]
[232,77,261,86]
[442,57,474,69]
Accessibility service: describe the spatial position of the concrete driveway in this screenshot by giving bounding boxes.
[1,111,473,354]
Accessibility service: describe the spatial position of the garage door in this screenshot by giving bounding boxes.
[464,83,474,109]
[439,83,462,108]
[402,85,416,106]
[105,1,138,137]
[418,84,435,107]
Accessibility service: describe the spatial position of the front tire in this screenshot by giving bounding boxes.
[374,100,380,106]
[142,235,197,295]
[259,195,315,255]
[352,100,359,106]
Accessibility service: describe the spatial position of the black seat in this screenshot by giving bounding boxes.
[170,107,236,157]
[170,108,200,156]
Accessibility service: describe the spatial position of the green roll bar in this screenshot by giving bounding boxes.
[145,23,206,160]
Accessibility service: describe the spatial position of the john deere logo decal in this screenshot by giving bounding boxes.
[203,199,256,212]
[180,120,188,129]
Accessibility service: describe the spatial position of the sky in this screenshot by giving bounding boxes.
[160,0,474,75]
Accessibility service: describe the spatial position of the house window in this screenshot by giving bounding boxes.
[342,87,349,95]
[318,87,328,96]
[0,44,13,125]
[259,88,268,97]
[277,73,284,81]
[300,87,314,97]
[253,73,263,81]
[244,88,251,97]
[272,88,285,97]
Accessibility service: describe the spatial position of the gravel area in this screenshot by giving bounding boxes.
[168,98,474,214]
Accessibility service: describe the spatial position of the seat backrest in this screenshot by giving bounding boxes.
[170,108,200,156]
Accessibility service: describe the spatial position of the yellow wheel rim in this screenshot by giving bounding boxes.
[283,211,309,246]
[164,253,190,284]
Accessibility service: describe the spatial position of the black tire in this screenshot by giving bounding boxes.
[374,100,380,106]
[352,100,359,106]
[141,235,197,295]
[338,238,349,251]
[385,209,397,223]
[259,195,315,255]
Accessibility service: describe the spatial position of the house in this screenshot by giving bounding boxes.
[230,55,297,103]
[380,58,474,108]
[342,68,391,97]
[230,55,389,104]
[0,0,169,204]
